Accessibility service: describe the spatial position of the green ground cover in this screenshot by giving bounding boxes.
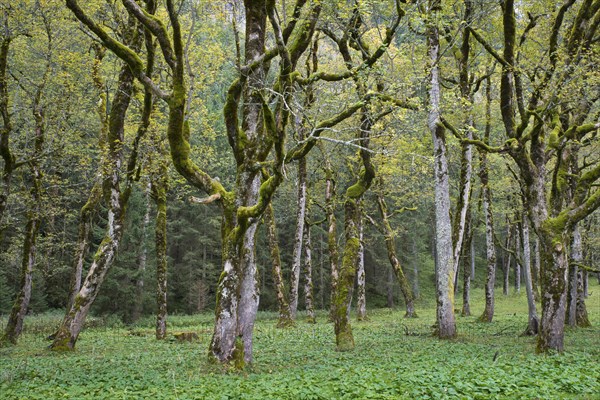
[1,286,599,399]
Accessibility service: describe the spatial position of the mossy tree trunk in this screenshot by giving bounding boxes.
[324,152,339,321]
[427,0,456,339]
[1,128,43,345]
[355,216,367,321]
[264,204,294,328]
[452,0,474,298]
[152,157,168,339]
[50,8,151,349]
[478,79,496,322]
[466,0,600,353]
[303,218,316,324]
[1,36,49,346]
[50,61,135,350]
[67,0,394,365]
[0,37,15,228]
[64,45,107,315]
[375,189,416,318]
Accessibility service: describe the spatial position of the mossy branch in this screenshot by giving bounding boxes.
[65,0,168,100]
[122,0,176,70]
[467,27,508,66]
[285,100,367,162]
[441,118,507,153]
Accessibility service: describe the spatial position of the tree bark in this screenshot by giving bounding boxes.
[303,219,316,323]
[152,160,168,340]
[376,191,416,318]
[289,152,307,319]
[514,222,521,293]
[478,77,496,323]
[264,203,294,328]
[131,182,152,323]
[411,236,420,299]
[427,1,456,338]
[521,212,539,335]
[0,37,14,227]
[568,225,590,327]
[355,214,367,321]
[461,220,472,317]
[503,225,512,296]
[1,53,47,346]
[50,35,139,350]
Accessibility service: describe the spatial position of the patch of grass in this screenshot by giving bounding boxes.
[1,286,599,399]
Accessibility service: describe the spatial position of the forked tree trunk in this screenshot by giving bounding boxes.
[65,46,107,314]
[50,52,137,351]
[303,219,316,323]
[427,1,456,338]
[264,203,294,328]
[521,213,539,335]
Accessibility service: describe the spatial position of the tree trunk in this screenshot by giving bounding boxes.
[521,212,539,335]
[303,219,316,323]
[264,203,294,328]
[50,56,137,351]
[64,45,107,314]
[386,267,394,308]
[289,155,307,319]
[533,237,541,302]
[1,66,46,346]
[355,215,367,321]
[131,183,151,323]
[376,191,416,318]
[152,162,168,340]
[461,220,472,316]
[0,38,15,227]
[503,227,512,296]
[411,236,420,299]
[478,77,496,323]
[427,2,456,338]
[568,225,590,327]
[322,149,339,320]
[514,224,521,293]
[237,216,260,365]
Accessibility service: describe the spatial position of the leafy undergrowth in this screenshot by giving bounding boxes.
[1,287,599,399]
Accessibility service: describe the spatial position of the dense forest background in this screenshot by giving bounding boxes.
[0,0,599,359]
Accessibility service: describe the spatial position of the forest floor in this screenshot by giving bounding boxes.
[1,286,599,399]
